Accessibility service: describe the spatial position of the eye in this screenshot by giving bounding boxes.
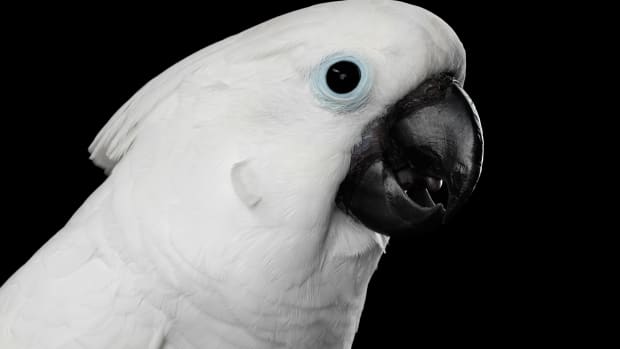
[326,61,361,94]
[311,54,372,113]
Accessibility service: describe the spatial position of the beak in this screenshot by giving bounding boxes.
[336,73,484,236]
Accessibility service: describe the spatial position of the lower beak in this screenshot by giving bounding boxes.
[336,74,484,236]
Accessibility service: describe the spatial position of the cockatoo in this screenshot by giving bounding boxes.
[0,0,483,348]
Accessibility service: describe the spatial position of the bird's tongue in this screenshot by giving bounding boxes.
[395,168,443,191]
[424,177,443,192]
[395,168,444,208]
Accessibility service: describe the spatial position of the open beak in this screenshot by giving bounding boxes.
[336,73,484,236]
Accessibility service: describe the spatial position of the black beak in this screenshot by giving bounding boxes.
[336,73,484,236]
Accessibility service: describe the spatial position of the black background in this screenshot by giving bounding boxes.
[3,1,580,347]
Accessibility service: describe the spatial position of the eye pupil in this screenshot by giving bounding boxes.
[326,60,361,94]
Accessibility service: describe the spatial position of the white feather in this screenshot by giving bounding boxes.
[1,1,466,348]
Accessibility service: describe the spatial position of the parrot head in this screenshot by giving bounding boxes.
[87,0,483,344]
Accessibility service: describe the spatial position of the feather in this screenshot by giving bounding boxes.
[88,33,242,173]
[2,1,471,348]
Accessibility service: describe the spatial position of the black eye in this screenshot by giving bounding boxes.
[326,60,361,94]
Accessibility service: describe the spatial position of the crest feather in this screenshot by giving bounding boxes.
[88,58,197,172]
[88,35,240,173]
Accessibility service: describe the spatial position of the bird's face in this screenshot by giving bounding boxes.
[227,0,483,239]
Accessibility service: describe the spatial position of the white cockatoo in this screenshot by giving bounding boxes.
[0,0,483,348]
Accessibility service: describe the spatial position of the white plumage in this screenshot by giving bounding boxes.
[0,1,466,348]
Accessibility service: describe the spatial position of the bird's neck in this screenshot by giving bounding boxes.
[148,218,385,349]
[82,162,386,348]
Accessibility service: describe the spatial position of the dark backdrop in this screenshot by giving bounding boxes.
[3,1,572,347]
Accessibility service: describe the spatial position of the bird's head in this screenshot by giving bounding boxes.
[195,0,483,237]
[88,0,483,314]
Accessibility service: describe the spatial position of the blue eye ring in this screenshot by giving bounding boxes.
[311,54,373,113]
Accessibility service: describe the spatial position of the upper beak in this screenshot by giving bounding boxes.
[336,73,484,236]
